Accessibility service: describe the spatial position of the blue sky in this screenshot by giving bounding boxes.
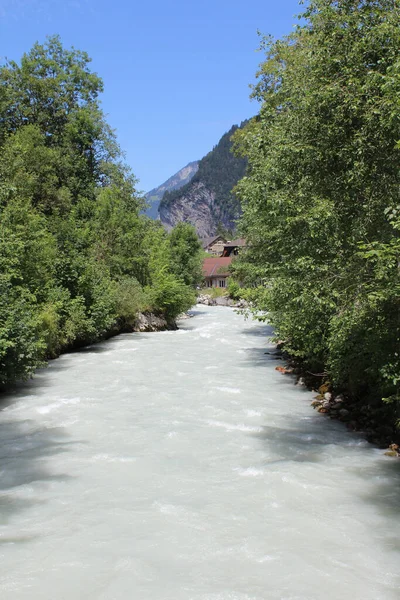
[1,0,301,192]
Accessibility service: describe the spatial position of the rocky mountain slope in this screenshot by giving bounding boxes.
[145,161,199,219]
[159,123,247,238]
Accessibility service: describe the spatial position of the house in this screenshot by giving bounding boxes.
[202,256,233,288]
[202,235,227,256]
[221,238,246,257]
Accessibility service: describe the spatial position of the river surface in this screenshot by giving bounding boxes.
[0,306,399,600]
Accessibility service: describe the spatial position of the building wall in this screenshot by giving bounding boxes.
[205,276,228,288]
[207,240,226,256]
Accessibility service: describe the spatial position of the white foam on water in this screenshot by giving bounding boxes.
[207,419,263,433]
[36,396,81,414]
[256,554,278,563]
[90,453,136,464]
[246,409,261,417]
[0,305,399,600]
[233,467,264,477]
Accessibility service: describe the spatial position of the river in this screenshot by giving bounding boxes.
[0,306,399,599]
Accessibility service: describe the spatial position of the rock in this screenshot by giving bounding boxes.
[296,377,306,387]
[334,394,345,403]
[339,408,350,418]
[215,296,235,306]
[177,312,192,320]
[235,299,249,308]
[317,406,329,414]
[311,399,322,408]
[384,451,399,458]
[324,392,333,402]
[319,383,331,395]
[133,312,174,332]
[275,366,293,374]
[197,294,211,305]
[347,421,358,431]
[331,402,344,410]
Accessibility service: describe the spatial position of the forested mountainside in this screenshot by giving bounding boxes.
[0,37,203,389]
[159,124,247,238]
[145,161,199,219]
[231,0,400,444]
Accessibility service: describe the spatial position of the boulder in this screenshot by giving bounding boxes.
[133,312,174,332]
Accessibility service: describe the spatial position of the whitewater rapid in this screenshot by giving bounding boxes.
[0,306,399,599]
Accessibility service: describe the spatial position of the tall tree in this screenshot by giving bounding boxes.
[0,38,198,387]
[233,0,400,423]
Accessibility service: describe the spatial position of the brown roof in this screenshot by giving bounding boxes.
[223,238,246,248]
[202,235,226,249]
[202,257,233,277]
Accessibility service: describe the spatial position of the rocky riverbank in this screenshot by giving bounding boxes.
[196,294,248,308]
[131,312,177,332]
[275,355,400,457]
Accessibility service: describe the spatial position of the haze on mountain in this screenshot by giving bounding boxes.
[145,161,199,219]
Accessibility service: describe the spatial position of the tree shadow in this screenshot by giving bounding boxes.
[241,324,275,338]
[241,347,283,367]
[247,417,340,466]
[0,418,79,532]
[72,343,112,354]
[185,309,204,317]
[348,458,400,521]
[240,337,400,542]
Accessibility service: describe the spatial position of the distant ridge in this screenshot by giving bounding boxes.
[145,161,199,219]
[159,123,248,238]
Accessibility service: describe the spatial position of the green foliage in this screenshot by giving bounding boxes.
[142,223,197,319]
[201,286,226,299]
[168,222,203,287]
[145,274,196,320]
[233,0,400,425]
[114,277,146,328]
[0,38,199,387]
[227,279,241,300]
[0,281,45,387]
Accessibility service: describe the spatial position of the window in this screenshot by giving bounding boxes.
[219,279,226,288]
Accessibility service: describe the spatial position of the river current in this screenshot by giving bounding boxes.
[0,306,399,599]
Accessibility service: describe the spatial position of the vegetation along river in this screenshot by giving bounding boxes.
[0,306,399,600]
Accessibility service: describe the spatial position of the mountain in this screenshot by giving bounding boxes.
[159,123,247,238]
[145,161,199,219]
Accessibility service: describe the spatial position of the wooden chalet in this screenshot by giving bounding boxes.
[202,235,227,256]
[202,256,233,288]
[221,238,246,257]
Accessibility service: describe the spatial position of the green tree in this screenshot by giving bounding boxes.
[233,0,400,427]
[168,222,203,287]
[0,37,199,387]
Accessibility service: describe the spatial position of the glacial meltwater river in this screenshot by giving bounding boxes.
[0,306,399,600]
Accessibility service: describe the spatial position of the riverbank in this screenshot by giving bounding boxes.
[131,311,177,332]
[197,293,248,308]
[276,349,400,456]
[0,310,178,394]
